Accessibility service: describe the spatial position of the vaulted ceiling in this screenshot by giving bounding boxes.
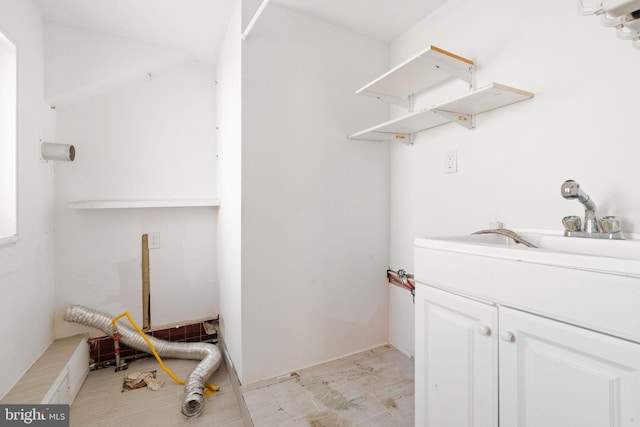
[33,0,446,62]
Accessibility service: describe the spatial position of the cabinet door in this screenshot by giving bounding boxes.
[499,306,640,427]
[415,285,498,427]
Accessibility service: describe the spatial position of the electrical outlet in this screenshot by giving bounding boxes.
[445,150,457,173]
[148,232,160,249]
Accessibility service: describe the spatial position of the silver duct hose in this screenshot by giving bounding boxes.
[64,305,221,418]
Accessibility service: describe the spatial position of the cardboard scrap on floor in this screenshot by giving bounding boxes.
[203,319,217,335]
[122,370,164,391]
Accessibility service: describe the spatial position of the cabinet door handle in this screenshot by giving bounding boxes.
[477,325,492,336]
[500,331,515,342]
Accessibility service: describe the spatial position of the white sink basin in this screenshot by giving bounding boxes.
[414,229,640,343]
[418,228,640,277]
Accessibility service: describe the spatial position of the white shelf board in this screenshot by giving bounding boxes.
[349,110,451,141]
[349,83,533,142]
[68,199,221,209]
[436,82,533,115]
[356,45,474,101]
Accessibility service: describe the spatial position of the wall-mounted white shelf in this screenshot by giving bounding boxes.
[349,110,450,142]
[349,83,534,142]
[68,199,221,210]
[437,83,532,115]
[356,45,475,108]
[349,44,533,144]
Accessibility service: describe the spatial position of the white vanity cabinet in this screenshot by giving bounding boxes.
[415,282,640,427]
[415,285,498,427]
[499,305,640,427]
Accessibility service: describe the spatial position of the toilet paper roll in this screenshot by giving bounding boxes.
[41,142,75,161]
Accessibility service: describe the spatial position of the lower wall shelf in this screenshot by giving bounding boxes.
[349,83,533,143]
[68,199,221,209]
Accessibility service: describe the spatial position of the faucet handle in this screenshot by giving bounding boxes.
[600,216,622,233]
[562,215,582,232]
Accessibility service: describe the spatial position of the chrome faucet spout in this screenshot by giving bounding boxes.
[561,180,601,233]
[560,180,597,213]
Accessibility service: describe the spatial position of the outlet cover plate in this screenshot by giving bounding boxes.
[445,150,457,173]
[148,232,160,249]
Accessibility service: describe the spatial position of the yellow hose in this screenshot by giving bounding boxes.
[111,311,218,396]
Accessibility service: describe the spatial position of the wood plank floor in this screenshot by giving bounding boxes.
[70,345,414,426]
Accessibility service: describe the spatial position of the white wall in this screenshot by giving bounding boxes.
[43,21,193,108]
[216,1,244,380]
[388,0,640,356]
[47,24,219,337]
[239,3,390,384]
[0,36,17,237]
[0,0,56,398]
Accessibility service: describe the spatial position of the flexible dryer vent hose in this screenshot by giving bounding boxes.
[64,305,222,418]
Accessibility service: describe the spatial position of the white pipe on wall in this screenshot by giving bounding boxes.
[41,142,75,161]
